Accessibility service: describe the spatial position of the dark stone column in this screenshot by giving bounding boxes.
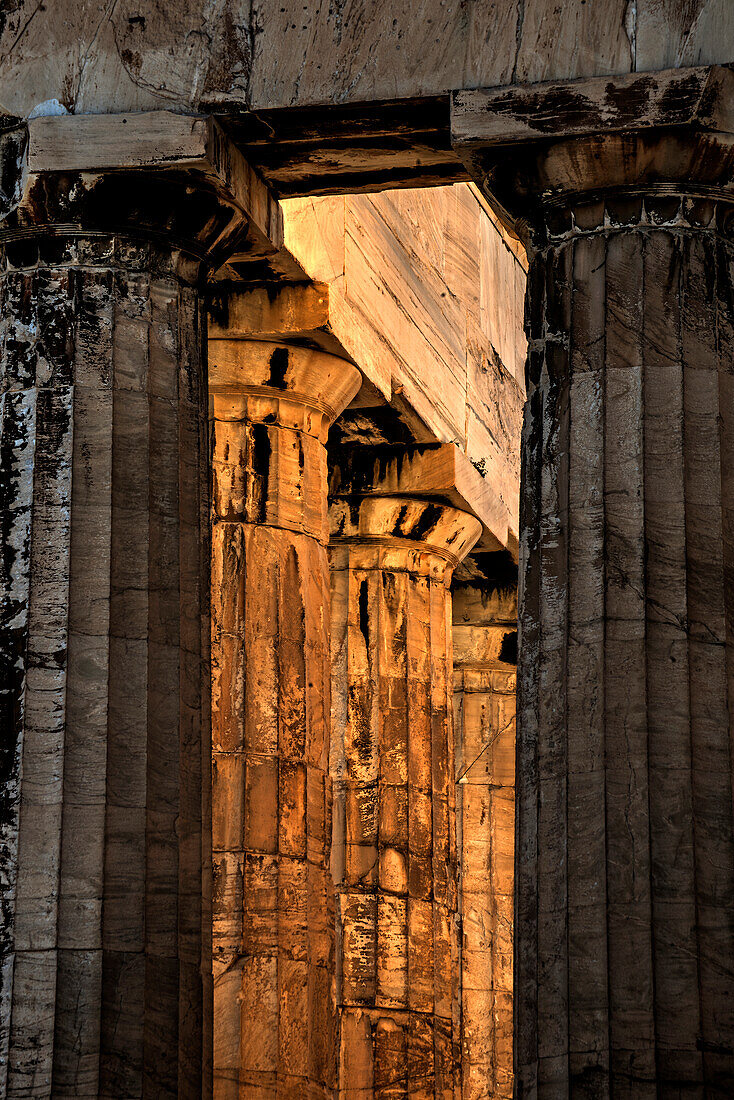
[453,66,734,1099]
[0,129,250,1098]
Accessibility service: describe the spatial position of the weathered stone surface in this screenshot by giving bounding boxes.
[209,340,360,1098]
[460,114,734,1096]
[0,234,210,1098]
[452,563,517,1100]
[328,493,481,1097]
[278,185,526,550]
[0,116,289,1098]
[5,0,733,122]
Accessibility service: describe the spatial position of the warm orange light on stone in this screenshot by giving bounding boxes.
[209,340,360,1098]
[328,493,481,1095]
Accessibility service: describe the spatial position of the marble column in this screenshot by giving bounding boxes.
[452,67,734,1098]
[328,494,481,1098]
[0,127,252,1097]
[209,339,361,1098]
[452,572,517,1100]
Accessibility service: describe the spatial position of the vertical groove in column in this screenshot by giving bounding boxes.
[0,289,37,1094]
[714,233,734,1097]
[144,270,181,1098]
[329,497,481,1099]
[0,238,211,1100]
[642,227,702,1091]
[603,227,656,1097]
[682,227,734,1092]
[515,251,544,1098]
[101,260,153,1100]
[54,267,114,1100]
[536,240,571,1094]
[6,266,75,1097]
[567,228,608,1094]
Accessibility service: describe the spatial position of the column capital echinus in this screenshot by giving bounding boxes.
[329,496,482,582]
[208,339,362,441]
[0,109,283,277]
[452,63,734,250]
[209,340,361,544]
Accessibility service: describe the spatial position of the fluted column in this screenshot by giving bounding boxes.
[452,575,517,1100]
[329,495,481,1098]
[0,120,257,1097]
[209,339,360,1098]
[452,66,734,1098]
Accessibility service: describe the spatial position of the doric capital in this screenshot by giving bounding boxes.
[452,64,734,245]
[329,441,516,556]
[210,340,360,542]
[209,340,361,441]
[329,496,482,581]
[0,110,284,276]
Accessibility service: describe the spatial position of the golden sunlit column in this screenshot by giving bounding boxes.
[452,576,517,1100]
[329,495,481,1098]
[209,340,360,1098]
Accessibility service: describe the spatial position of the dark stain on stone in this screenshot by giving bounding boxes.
[499,630,518,665]
[405,502,442,541]
[268,346,289,389]
[348,682,373,766]
[120,48,142,75]
[657,72,701,123]
[491,85,600,134]
[603,75,655,123]
[454,549,518,593]
[358,578,369,651]
[252,422,271,522]
[0,125,27,219]
[393,504,410,534]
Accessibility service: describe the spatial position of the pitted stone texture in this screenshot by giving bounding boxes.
[0,236,210,1098]
[210,341,360,1099]
[329,496,481,1098]
[517,202,734,1097]
[452,580,516,1100]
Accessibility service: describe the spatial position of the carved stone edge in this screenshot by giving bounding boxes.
[329,495,483,568]
[0,110,298,273]
[451,64,734,149]
[26,111,283,248]
[329,441,518,558]
[451,64,734,242]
